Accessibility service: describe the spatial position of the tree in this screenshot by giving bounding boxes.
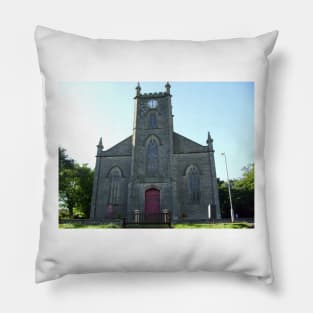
[217,178,231,218]
[59,147,74,171]
[232,164,254,218]
[218,163,254,219]
[58,147,94,218]
[74,164,94,217]
[235,164,254,190]
[59,167,80,217]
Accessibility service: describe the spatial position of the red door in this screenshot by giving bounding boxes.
[145,188,160,215]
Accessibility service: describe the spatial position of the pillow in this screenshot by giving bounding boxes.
[35,25,278,283]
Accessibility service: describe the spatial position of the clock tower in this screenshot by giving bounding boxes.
[128,82,177,217]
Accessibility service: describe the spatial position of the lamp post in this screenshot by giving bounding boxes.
[221,153,235,223]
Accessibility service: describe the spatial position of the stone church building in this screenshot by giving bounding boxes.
[90,83,221,221]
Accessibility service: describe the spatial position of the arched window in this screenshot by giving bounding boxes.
[108,167,121,205]
[148,112,157,129]
[146,138,159,176]
[147,99,158,108]
[187,165,200,202]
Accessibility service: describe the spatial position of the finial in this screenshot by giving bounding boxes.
[165,81,171,94]
[207,132,214,150]
[135,82,141,96]
[97,137,103,146]
[97,137,103,153]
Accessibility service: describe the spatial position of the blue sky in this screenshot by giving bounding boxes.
[59,81,254,181]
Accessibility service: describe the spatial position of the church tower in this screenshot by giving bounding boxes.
[128,82,176,216]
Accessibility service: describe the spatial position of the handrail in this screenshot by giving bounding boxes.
[123,210,172,227]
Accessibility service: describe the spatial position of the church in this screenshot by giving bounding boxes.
[90,82,221,222]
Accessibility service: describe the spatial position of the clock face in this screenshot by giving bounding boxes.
[147,99,158,109]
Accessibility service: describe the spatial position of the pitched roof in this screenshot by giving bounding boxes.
[173,132,207,154]
[101,136,132,156]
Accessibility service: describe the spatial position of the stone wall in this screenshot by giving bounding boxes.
[93,155,131,218]
[173,152,215,220]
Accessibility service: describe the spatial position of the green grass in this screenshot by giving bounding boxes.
[59,222,253,229]
[59,223,121,229]
[173,222,254,229]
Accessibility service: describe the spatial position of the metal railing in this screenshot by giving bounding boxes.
[122,210,172,228]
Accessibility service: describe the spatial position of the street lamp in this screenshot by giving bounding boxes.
[221,152,235,223]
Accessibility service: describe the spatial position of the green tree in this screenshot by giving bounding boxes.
[232,163,254,218]
[59,147,74,171]
[58,147,94,218]
[74,164,94,217]
[235,164,254,190]
[217,178,231,218]
[59,167,80,217]
[218,163,254,219]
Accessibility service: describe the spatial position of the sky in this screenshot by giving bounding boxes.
[58,81,254,181]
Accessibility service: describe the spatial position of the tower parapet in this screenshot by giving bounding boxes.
[134,82,172,98]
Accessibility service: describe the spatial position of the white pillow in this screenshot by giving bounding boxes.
[35,25,278,283]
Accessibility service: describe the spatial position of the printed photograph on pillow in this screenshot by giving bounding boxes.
[58,81,254,229]
[35,26,277,283]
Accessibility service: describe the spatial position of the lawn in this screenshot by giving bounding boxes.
[59,222,253,229]
[173,222,254,229]
[59,223,120,229]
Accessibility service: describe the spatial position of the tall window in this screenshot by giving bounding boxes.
[148,112,157,129]
[147,99,158,108]
[146,138,159,176]
[109,167,121,205]
[187,165,200,202]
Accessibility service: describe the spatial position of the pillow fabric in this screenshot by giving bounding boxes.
[35,26,278,283]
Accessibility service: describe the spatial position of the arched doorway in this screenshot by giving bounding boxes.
[145,188,160,215]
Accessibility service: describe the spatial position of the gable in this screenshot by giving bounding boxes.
[102,136,132,156]
[173,132,207,154]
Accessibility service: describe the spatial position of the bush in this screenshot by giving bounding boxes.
[59,208,70,219]
[73,208,87,219]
